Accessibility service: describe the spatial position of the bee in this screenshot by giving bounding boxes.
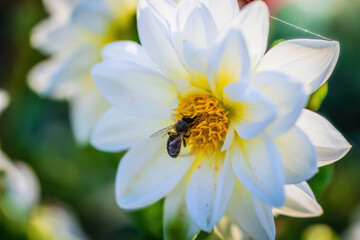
[150,116,196,158]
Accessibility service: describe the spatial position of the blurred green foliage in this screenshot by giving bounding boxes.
[308,165,334,197]
[0,0,359,239]
[307,83,328,112]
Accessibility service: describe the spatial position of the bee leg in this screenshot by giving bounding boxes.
[183,138,187,147]
[184,134,190,138]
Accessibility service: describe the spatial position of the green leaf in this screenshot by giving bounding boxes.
[195,231,222,240]
[129,200,164,239]
[270,39,285,48]
[165,217,196,240]
[308,165,334,197]
[306,83,328,111]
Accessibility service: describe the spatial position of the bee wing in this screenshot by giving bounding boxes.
[169,134,183,148]
[167,134,184,157]
[150,124,176,138]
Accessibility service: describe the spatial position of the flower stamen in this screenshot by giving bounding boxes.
[174,94,229,156]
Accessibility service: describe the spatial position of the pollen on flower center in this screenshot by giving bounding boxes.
[174,94,229,155]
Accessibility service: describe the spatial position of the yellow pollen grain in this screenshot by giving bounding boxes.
[174,94,229,156]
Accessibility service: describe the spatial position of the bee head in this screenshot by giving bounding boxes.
[181,116,195,124]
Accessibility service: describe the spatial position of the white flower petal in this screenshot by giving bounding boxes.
[207,29,250,101]
[69,87,109,145]
[224,82,275,139]
[253,71,308,137]
[31,21,87,55]
[0,90,10,116]
[172,0,217,87]
[0,150,14,173]
[28,46,99,98]
[296,109,351,167]
[257,39,340,93]
[252,197,276,240]
[0,155,40,219]
[229,179,275,240]
[31,0,78,54]
[229,1,269,68]
[275,127,317,184]
[28,203,89,240]
[137,0,186,79]
[186,152,234,232]
[91,59,177,118]
[230,135,285,207]
[42,0,75,17]
[199,0,239,30]
[175,0,217,49]
[274,182,323,218]
[221,127,235,152]
[164,172,200,240]
[173,0,198,31]
[116,138,195,209]
[101,41,158,69]
[172,1,217,80]
[182,42,207,73]
[91,107,172,152]
[144,0,176,25]
[214,215,248,240]
[28,58,61,97]
[5,162,40,215]
[71,0,111,35]
[180,42,210,89]
[31,19,65,54]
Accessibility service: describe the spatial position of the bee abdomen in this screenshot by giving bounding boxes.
[167,147,180,158]
[167,135,181,158]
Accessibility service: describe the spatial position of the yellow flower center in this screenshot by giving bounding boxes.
[174,94,229,156]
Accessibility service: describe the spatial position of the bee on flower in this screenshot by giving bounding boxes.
[90,0,351,239]
[28,0,138,144]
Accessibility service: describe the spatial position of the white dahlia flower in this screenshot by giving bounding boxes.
[0,151,40,221]
[28,0,137,144]
[27,203,89,240]
[91,0,351,239]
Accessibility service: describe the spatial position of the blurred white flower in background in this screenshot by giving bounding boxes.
[0,89,10,115]
[91,0,350,239]
[0,152,40,222]
[214,215,248,239]
[0,92,40,221]
[0,151,89,240]
[0,90,39,221]
[27,203,89,240]
[28,0,137,144]
[344,206,360,240]
[215,176,324,239]
[302,224,338,240]
[0,91,88,240]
